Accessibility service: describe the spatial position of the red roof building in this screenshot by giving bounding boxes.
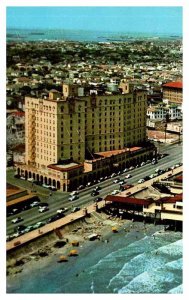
[162,81,183,104]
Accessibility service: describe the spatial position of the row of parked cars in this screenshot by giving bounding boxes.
[137,162,182,184]
[7,205,70,242]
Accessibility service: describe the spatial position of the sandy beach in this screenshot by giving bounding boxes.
[7,211,182,293]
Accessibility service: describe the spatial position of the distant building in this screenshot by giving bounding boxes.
[147,103,182,121]
[162,81,182,104]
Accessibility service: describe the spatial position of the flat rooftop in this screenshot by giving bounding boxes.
[48,162,83,172]
[95,147,142,158]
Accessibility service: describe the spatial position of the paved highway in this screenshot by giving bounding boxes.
[7,142,182,235]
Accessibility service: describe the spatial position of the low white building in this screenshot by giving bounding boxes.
[147,103,182,121]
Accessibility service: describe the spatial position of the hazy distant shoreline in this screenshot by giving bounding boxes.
[6,28,182,43]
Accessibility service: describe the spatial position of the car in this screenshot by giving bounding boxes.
[11,232,22,238]
[155,168,160,173]
[151,160,157,165]
[39,206,49,213]
[129,166,134,170]
[24,225,34,233]
[30,201,40,208]
[94,185,101,191]
[78,185,84,190]
[11,217,23,224]
[33,221,46,229]
[57,208,68,214]
[28,177,34,182]
[110,173,116,178]
[91,190,99,196]
[48,213,64,223]
[125,174,132,179]
[69,195,79,201]
[174,164,180,168]
[70,191,79,196]
[113,178,120,183]
[38,202,49,208]
[70,190,79,196]
[7,208,20,216]
[138,179,145,184]
[119,180,126,185]
[16,225,27,233]
[49,186,57,191]
[111,190,119,195]
[42,184,50,189]
[149,174,154,179]
[123,168,128,172]
[141,162,146,167]
[71,207,80,213]
[144,176,150,181]
[94,197,103,202]
[20,176,26,180]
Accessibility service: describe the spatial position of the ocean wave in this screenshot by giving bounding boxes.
[156,239,183,257]
[108,251,167,291]
[117,269,175,294]
[168,284,183,294]
[165,258,183,270]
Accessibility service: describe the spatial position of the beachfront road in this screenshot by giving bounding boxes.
[7,142,182,235]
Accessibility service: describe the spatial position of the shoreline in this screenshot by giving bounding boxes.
[7,212,169,284]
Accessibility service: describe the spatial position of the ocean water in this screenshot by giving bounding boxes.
[7,224,182,294]
[6,28,182,43]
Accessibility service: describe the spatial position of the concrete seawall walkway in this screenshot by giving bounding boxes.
[7,166,182,252]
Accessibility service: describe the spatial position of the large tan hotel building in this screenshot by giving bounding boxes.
[16,80,156,191]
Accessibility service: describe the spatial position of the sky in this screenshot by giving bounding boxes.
[6,6,182,35]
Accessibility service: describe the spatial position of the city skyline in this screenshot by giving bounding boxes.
[7,6,182,35]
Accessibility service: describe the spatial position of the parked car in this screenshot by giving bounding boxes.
[129,166,134,170]
[111,190,119,195]
[125,174,132,179]
[144,176,150,181]
[28,177,34,182]
[69,195,79,201]
[78,185,84,190]
[110,173,116,178]
[138,179,145,184]
[33,221,46,229]
[25,225,34,233]
[42,184,50,189]
[141,162,146,167]
[16,225,27,233]
[71,207,80,213]
[123,168,128,173]
[30,201,40,208]
[20,176,26,180]
[39,206,49,213]
[49,186,57,191]
[11,217,23,224]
